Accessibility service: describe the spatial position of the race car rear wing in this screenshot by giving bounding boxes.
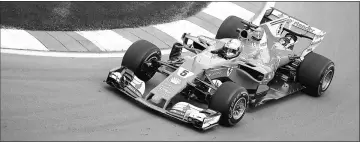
[263,7,326,39]
[262,7,327,59]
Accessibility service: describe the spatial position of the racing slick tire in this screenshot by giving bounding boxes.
[216,16,246,39]
[297,52,335,97]
[209,82,249,126]
[122,40,161,82]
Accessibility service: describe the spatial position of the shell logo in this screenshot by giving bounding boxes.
[170,77,182,85]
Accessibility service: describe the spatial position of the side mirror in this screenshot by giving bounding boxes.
[181,33,187,40]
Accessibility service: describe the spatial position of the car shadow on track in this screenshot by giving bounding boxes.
[246,92,304,113]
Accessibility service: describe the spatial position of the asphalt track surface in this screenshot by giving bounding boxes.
[1,2,359,141]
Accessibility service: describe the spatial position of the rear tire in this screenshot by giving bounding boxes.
[209,82,249,126]
[122,40,161,82]
[216,16,246,39]
[298,52,335,97]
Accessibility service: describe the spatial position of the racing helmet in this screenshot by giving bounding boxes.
[221,39,243,59]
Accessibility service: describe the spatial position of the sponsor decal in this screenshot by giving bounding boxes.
[177,67,194,78]
[292,21,314,33]
[169,77,182,85]
[155,83,174,99]
[270,18,288,26]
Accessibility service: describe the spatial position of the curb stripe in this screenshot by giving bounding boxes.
[112,28,141,42]
[76,30,133,51]
[123,28,169,49]
[27,31,68,51]
[141,26,179,47]
[202,2,255,21]
[47,32,89,52]
[186,16,218,34]
[194,12,223,28]
[153,20,215,42]
[0,29,48,51]
[65,32,102,52]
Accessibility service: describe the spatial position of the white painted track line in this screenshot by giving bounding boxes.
[202,2,255,21]
[153,20,215,42]
[76,30,133,51]
[0,29,48,51]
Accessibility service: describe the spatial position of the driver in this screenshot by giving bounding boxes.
[277,33,297,50]
[211,39,243,60]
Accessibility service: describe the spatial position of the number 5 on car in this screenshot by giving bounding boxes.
[177,67,194,78]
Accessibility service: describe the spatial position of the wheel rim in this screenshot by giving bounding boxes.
[142,56,159,77]
[321,69,334,91]
[232,97,246,120]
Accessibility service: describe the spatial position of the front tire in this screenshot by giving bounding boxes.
[298,52,335,97]
[209,82,249,126]
[122,40,161,82]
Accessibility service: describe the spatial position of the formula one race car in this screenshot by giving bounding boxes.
[104,7,335,130]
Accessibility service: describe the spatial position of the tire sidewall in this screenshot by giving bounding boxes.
[216,16,246,39]
[297,52,335,97]
[226,90,248,125]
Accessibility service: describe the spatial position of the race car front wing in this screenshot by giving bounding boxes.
[104,66,221,130]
